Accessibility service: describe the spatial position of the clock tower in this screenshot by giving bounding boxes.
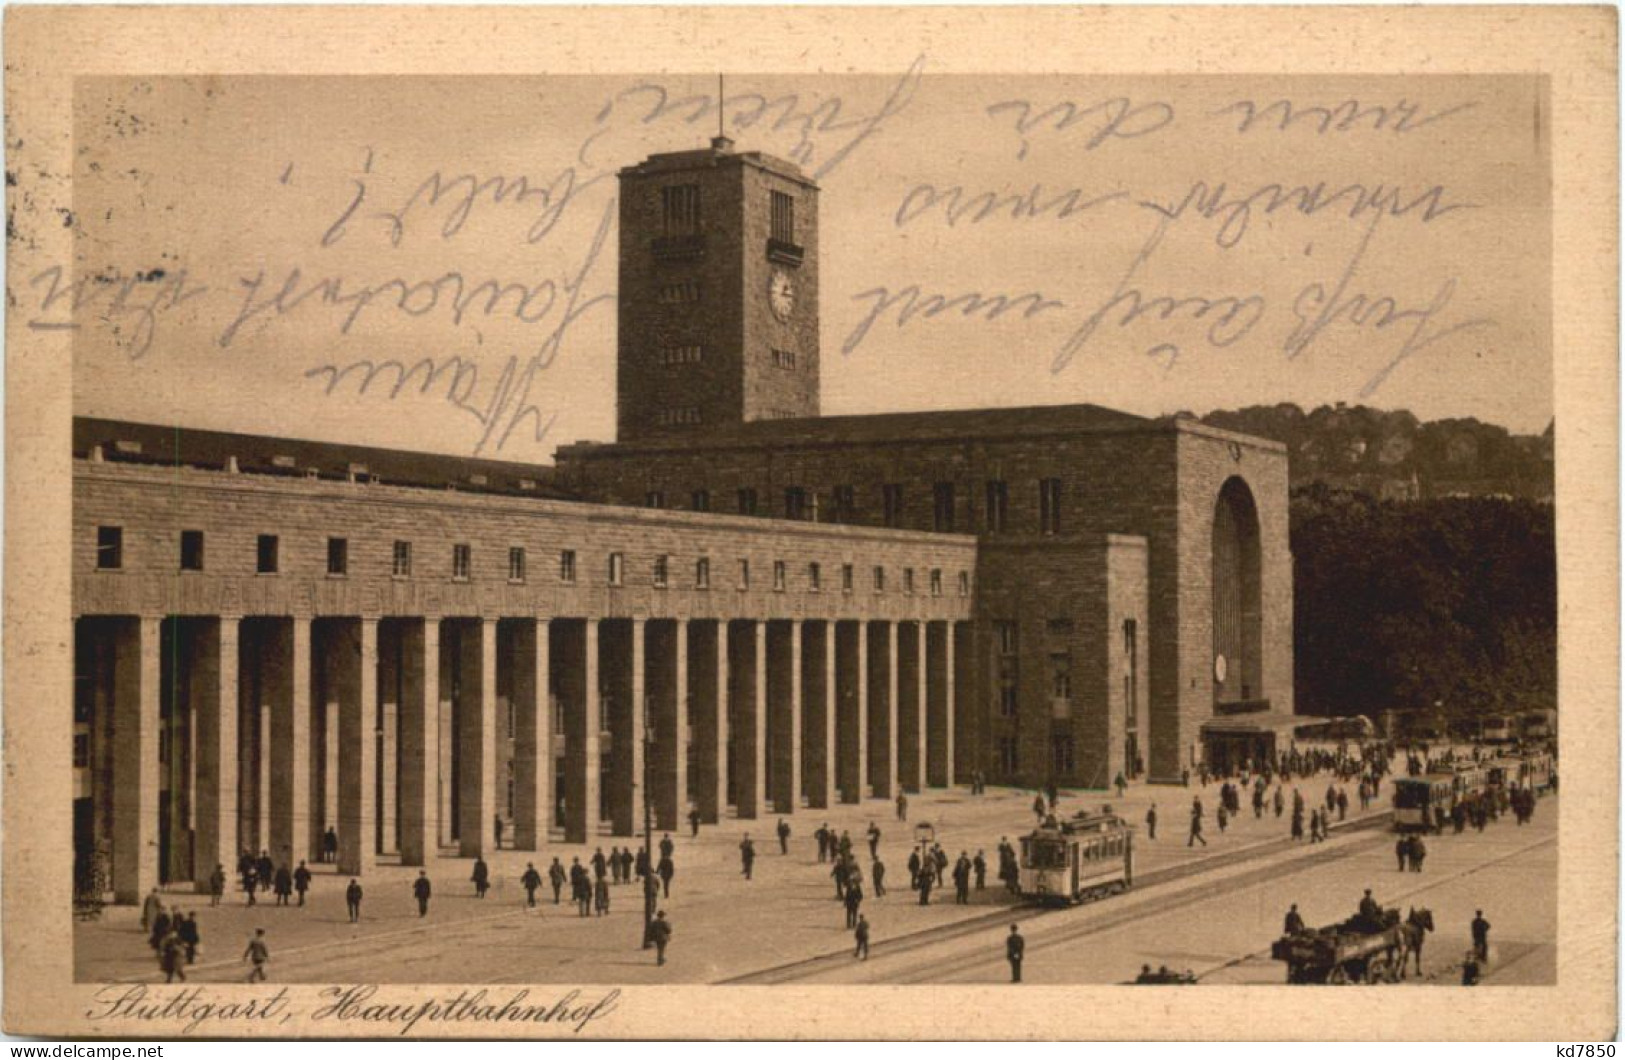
[615,136,820,442]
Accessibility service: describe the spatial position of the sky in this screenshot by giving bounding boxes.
[64,71,1551,462]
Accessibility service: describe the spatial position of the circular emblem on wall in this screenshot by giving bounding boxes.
[1214,653,1228,684]
[768,268,795,321]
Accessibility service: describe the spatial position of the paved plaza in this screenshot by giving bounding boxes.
[77,771,1553,986]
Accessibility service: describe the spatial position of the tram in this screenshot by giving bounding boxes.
[1392,773,1455,831]
[1018,810,1134,905]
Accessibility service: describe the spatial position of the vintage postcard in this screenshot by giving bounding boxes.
[3,4,1617,1041]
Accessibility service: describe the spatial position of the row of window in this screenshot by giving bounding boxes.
[993,735,1076,776]
[638,479,1067,533]
[659,184,797,244]
[93,526,971,595]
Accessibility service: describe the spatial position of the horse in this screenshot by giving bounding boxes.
[1399,907,1435,976]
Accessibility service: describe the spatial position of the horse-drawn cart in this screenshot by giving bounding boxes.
[1272,910,1406,984]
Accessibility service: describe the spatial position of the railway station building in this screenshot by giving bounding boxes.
[72,137,1293,902]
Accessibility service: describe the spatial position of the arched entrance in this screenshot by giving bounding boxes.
[1211,476,1263,709]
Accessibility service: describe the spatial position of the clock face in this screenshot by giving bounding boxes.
[768,268,795,321]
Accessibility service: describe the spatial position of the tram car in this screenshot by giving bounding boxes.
[1452,761,1490,798]
[1392,773,1455,831]
[1018,810,1134,905]
[1514,751,1556,794]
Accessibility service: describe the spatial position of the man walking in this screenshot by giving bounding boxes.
[1007,924,1025,983]
[472,856,490,899]
[853,914,870,960]
[688,808,701,838]
[1145,804,1158,840]
[844,879,864,929]
[657,853,675,898]
[293,860,312,907]
[777,818,791,855]
[973,850,987,891]
[739,834,756,880]
[522,863,543,907]
[345,878,363,923]
[208,864,226,908]
[1471,910,1491,961]
[1188,803,1207,847]
[242,929,270,983]
[650,910,672,966]
[871,856,887,898]
[954,852,972,905]
[413,871,432,917]
[896,792,908,822]
[549,858,567,905]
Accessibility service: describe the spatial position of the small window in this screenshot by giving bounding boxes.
[559,550,577,584]
[654,407,703,426]
[646,491,665,509]
[930,569,943,596]
[508,547,527,583]
[658,281,701,304]
[691,490,711,513]
[96,526,123,570]
[660,346,703,367]
[771,347,797,370]
[986,480,1008,533]
[180,530,204,572]
[873,566,886,593]
[738,559,751,589]
[808,562,821,592]
[1040,477,1063,535]
[695,557,711,589]
[1000,682,1019,717]
[784,487,807,521]
[654,555,669,589]
[738,488,759,516]
[608,553,624,587]
[882,484,904,528]
[842,564,855,593]
[327,537,349,576]
[393,540,413,577]
[998,622,1018,656]
[256,534,279,574]
[452,544,472,581]
[771,190,795,243]
[773,561,787,592]
[904,568,915,595]
[933,482,956,533]
[833,485,856,524]
[959,571,970,596]
[662,183,701,234]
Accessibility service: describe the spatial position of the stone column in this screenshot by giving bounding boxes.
[730,621,766,819]
[193,617,238,890]
[609,619,645,837]
[270,619,312,870]
[689,623,724,824]
[112,616,161,903]
[926,622,952,787]
[768,622,802,814]
[378,625,399,855]
[398,618,439,866]
[867,622,897,799]
[897,622,925,793]
[337,619,378,875]
[458,619,498,858]
[514,619,550,849]
[322,644,340,852]
[564,621,602,843]
[651,621,687,830]
[802,622,835,810]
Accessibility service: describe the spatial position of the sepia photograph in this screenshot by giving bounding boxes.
[4,4,1616,1042]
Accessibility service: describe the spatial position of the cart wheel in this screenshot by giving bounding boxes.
[1327,965,1349,985]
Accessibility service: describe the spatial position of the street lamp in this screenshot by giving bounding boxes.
[641,696,656,949]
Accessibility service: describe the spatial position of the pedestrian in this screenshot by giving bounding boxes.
[1410,835,1426,872]
[593,873,610,916]
[592,847,607,882]
[413,870,432,917]
[1146,804,1158,840]
[867,822,882,859]
[1471,910,1490,961]
[1396,835,1409,872]
[149,907,172,952]
[1284,903,1305,935]
[177,912,200,964]
[1274,787,1285,818]
[1291,807,1304,841]
[918,863,934,905]
[141,887,163,933]
[624,847,639,883]
[1006,924,1025,983]
[160,929,187,983]
[659,832,674,860]
[907,849,922,890]
[973,850,987,891]
[494,813,504,850]
[472,857,490,898]
[1114,772,1128,798]
[206,864,227,907]
[1032,793,1046,821]
[1308,809,1321,843]
[954,853,972,905]
[522,863,543,907]
[345,878,362,923]
[608,846,622,884]
[241,863,258,906]
[242,928,270,982]
[688,807,701,838]
[1216,805,1228,834]
[739,834,755,880]
[650,910,672,966]
[844,880,863,928]
[549,858,566,905]
[273,864,293,906]
[896,792,909,822]
[322,827,339,865]
[293,860,311,907]
[1337,788,1349,821]
[871,857,887,897]
[1187,810,1207,847]
[658,854,675,898]
[571,860,591,917]
[815,823,830,862]
[832,856,850,900]
[257,850,274,891]
[777,817,791,854]
[853,914,870,960]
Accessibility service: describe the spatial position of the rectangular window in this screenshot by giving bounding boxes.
[96,526,123,570]
[691,490,711,513]
[1052,735,1075,776]
[833,485,855,524]
[508,547,527,583]
[1000,681,1019,718]
[998,737,1019,774]
[327,537,349,576]
[452,543,472,581]
[73,732,90,769]
[653,554,669,588]
[784,487,807,521]
[933,482,956,532]
[645,490,666,509]
[256,534,279,574]
[842,564,854,593]
[660,345,703,366]
[930,569,943,596]
[986,480,1008,533]
[808,562,821,592]
[393,540,413,577]
[873,566,886,593]
[958,570,970,596]
[998,621,1018,656]
[559,550,577,583]
[1050,653,1073,716]
[882,484,904,528]
[695,557,711,589]
[608,553,624,586]
[180,530,204,572]
[1040,477,1063,535]
[773,560,787,592]
[770,190,795,243]
[771,347,797,370]
[657,281,701,304]
[737,488,759,516]
[662,184,701,234]
[903,568,916,595]
[738,559,751,589]
[654,407,703,426]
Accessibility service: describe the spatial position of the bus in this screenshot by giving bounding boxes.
[1479,715,1515,744]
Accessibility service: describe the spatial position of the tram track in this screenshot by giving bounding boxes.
[720,810,1396,984]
